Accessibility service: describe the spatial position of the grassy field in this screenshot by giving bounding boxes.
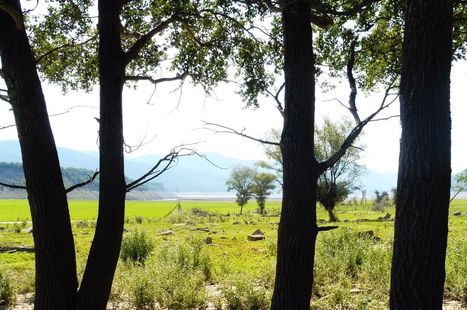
[0,199,465,309]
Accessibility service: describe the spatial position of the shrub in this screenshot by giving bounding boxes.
[120,230,154,264]
[135,216,144,224]
[0,269,15,306]
[222,274,272,310]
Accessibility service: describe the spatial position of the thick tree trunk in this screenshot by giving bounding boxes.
[76,1,126,308]
[390,0,453,309]
[0,1,78,309]
[271,2,319,309]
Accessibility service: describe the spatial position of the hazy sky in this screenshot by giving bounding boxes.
[1,60,466,174]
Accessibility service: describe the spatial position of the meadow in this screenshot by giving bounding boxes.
[0,199,465,309]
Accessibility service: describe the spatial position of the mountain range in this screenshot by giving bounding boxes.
[0,140,398,196]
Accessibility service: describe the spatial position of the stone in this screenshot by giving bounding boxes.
[453,211,462,216]
[159,230,174,236]
[204,237,213,244]
[247,229,265,241]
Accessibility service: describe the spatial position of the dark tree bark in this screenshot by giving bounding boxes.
[271,1,320,308]
[0,1,78,309]
[390,0,453,309]
[76,0,126,308]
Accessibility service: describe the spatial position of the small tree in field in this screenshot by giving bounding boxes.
[226,167,256,215]
[450,169,467,202]
[252,172,277,214]
[315,118,364,222]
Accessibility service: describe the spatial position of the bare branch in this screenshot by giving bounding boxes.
[126,144,225,192]
[266,83,285,117]
[0,182,26,190]
[0,123,15,130]
[125,72,188,85]
[0,88,9,103]
[203,121,280,146]
[319,85,398,172]
[48,105,97,117]
[65,171,99,193]
[370,114,400,122]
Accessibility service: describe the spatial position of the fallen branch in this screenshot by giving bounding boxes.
[0,245,34,253]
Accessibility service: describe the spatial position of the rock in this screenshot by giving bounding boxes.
[453,211,462,216]
[21,227,33,233]
[232,221,240,225]
[248,229,265,241]
[159,230,174,236]
[193,227,210,232]
[204,237,213,244]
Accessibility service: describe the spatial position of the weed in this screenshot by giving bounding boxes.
[0,269,15,306]
[222,274,272,310]
[135,216,144,224]
[120,230,154,264]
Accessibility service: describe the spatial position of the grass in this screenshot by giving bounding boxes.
[0,199,466,309]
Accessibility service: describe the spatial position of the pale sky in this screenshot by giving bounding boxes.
[0,60,466,174]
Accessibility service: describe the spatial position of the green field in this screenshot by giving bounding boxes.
[0,199,465,309]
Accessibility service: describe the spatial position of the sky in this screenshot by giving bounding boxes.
[0,60,466,174]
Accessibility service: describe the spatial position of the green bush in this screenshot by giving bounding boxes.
[120,230,154,264]
[135,216,144,224]
[222,274,272,310]
[158,238,213,281]
[0,269,15,306]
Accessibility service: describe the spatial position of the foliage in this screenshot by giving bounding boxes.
[252,172,277,214]
[315,118,364,221]
[0,269,14,306]
[226,166,256,214]
[120,230,154,264]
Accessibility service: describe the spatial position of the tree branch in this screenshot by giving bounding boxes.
[0,182,26,190]
[203,121,280,146]
[65,171,99,193]
[347,39,360,124]
[319,80,398,173]
[124,15,177,65]
[125,72,188,85]
[314,0,377,17]
[266,83,285,117]
[35,36,96,64]
[126,144,201,192]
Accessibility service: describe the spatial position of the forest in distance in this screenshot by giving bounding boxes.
[1,0,466,309]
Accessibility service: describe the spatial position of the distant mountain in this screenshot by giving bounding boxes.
[0,140,401,194]
[0,161,164,199]
[0,140,256,193]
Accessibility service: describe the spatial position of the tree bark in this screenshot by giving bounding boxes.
[0,1,78,309]
[390,0,453,308]
[271,1,319,309]
[76,0,126,308]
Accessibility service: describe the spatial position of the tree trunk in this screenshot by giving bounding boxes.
[326,207,337,223]
[271,1,319,309]
[76,0,126,308]
[0,1,78,309]
[390,0,453,309]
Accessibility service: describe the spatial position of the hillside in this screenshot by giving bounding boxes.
[0,162,164,199]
